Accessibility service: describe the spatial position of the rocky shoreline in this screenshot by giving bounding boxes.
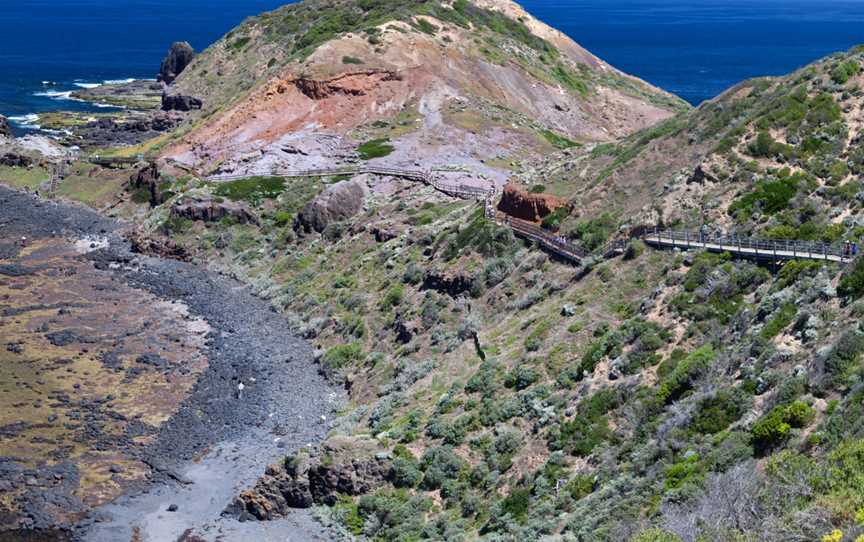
[0,186,339,541]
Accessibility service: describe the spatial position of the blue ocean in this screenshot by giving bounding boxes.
[1,0,863,134]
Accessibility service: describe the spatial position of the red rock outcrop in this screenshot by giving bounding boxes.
[496,183,569,223]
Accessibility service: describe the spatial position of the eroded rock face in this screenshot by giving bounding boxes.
[161,94,203,111]
[497,183,569,222]
[295,179,367,234]
[226,438,391,521]
[129,162,162,207]
[0,115,11,138]
[158,41,196,85]
[170,198,258,224]
[0,153,33,167]
[421,269,475,298]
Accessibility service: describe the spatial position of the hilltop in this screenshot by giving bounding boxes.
[158,0,686,179]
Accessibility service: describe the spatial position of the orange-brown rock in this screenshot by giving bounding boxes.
[497,183,569,222]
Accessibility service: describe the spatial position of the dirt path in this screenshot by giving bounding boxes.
[0,187,339,541]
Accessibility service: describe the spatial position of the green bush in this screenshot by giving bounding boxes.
[656,345,715,404]
[831,59,861,84]
[823,331,864,386]
[751,400,814,452]
[212,176,286,205]
[691,389,748,434]
[664,454,704,491]
[357,138,395,159]
[567,213,616,251]
[500,487,531,523]
[379,284,405,311]
[630,528,683,542]
[391,456,423,487]
[839,257,864,300]
[504,365,540,390]
[760,302,797,339]
[322,342,364,370]
[728,174,800,219]
[421,446,467,490]
[342,55,364,64]
[540,129,579,150]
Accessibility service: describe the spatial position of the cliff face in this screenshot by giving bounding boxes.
[497,183,569,222]
[158,41,196,85]
[0,115,12,138]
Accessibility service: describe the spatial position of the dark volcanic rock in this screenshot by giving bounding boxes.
[294,179,366,234]
[129,162,163,207]
[422,269,475,298]
[158,42,196,85]
[0,115,11,138]
[170,198,258,225]
[227,439,389,520]
[0,153,33,167]
[161,94,202,111]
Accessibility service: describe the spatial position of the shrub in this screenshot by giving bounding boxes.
[839,257,864,300]
[391,457,423,488]
[664,453,704,492]
[212,176,286,205]
[379,284,405,311]
[656,345,715,404]
[501,488,531,523]
[504,365,540,390]
[402,262,424,285]
[540,129,579,149]
[547,414,613,457]
[691,389,748,434]
[322,342,364,370]
[822,331,864,387]
[357,138,395,159]
[444,209,518,259]
[421,446,466,490]
[751,400,814,453]
[728,175,800,219]
[567,213,616,251]
[631,528,683,542]
[342,55,364,64]
[760,302,797,339]
[831,59,861,84]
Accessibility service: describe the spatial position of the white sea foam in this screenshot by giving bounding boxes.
[8,114,40,129]
[34,90,73,99]
[103,78,135,85]
[74,82,101,89]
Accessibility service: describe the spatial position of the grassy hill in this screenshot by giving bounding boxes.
[112,44,864,541]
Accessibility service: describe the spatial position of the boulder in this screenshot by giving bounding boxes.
[497,183,569,222]
[295,179,367,234]
[170,198,258,225]
[225,437,390,521]
[158,41,196,85]
[0,153,32,167]
[161,93,203,111]
[0,115,11,138]
[129,162,162,206]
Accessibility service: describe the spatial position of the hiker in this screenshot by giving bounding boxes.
[19,236,27,248]
[853,242,859,257]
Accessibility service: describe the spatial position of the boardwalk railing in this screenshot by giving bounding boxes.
[500,215,588,263]
[643,229,850,263]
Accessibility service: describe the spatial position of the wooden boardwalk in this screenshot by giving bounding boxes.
[643,229,850,264]
[188,166,861,267]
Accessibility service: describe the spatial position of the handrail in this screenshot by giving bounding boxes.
[643,228,850,262]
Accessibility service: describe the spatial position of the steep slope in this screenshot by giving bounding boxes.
[109,46,864,542]
[160,0,686,177]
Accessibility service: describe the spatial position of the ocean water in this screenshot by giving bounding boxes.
[1,0,863,133]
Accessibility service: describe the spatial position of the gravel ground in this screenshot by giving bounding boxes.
[0,186,339,541]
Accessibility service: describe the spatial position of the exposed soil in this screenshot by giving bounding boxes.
[0,187,338,541]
